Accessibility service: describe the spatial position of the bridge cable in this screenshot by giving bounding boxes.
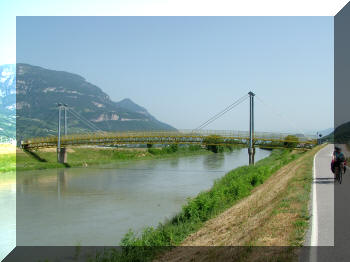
[68,108,103,132]
[255,95,308,137]
[193,94,249,131]
[68,112,101,134]
[65,109,92,132]
[68,108,104,133]
[68,109,102,133]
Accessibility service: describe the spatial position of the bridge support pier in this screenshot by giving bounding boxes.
[57,147,67,164]
[248,147,255,165]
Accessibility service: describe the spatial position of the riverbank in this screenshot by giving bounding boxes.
[14,145,218,171]
[159,146,322,261]
[91,147,315,262]
[0,144,15,173]
[157,146,322,262]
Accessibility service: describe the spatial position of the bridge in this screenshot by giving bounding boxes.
[21,92,318,164]
[21,130,316,150]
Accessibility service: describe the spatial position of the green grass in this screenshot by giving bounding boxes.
[0,154,16,173]
[236,146,322,262]
[288,153,314,246]
[92,149,302,262]
[16,145,213,171]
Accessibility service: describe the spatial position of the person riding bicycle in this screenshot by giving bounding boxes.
[331,146,346,174]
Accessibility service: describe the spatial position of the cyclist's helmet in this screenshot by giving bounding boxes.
[335,146,341,151]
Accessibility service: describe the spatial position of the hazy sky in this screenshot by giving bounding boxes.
[16,16,333,133]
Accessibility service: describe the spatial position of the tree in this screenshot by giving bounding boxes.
[203,135,224,153]
[283,135,299,149]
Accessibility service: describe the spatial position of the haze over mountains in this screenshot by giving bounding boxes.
[0,64,16,140]
[16,63,175,140]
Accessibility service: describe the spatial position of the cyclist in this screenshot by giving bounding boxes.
[331,146,346,175]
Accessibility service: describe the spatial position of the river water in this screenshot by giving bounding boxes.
[0,173,16,261]
[4,148,271,250]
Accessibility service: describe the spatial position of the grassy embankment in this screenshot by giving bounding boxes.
[15,145,218,171]
[0,144,16,173]
[0,154,16,173]
[91,147,316,262]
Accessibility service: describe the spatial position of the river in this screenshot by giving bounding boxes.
[2,148,271,255]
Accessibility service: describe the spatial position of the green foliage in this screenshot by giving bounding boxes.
[0,154,16,173]
[93,149,302,262]
[284,135,299,149]
[188,145,202,151]
[167,144,178,153]
[203,135,225,153]
[16,145,208,171]
[147,148,159,154]
[147,144,180,155]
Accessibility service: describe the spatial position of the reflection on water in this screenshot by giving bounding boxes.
[0,173,16,261]
[203,152,225,170]
[15,148,270,246]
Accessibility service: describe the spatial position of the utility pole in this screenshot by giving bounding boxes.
[248,91,255,165]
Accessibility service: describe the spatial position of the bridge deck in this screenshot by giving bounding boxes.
[21,130,317,149]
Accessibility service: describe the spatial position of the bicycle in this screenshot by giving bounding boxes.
[335,162,344,184]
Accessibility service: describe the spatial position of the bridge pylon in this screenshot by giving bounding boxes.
[248,91,255,165]
[57,103,68,163]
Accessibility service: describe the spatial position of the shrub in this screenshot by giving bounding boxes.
[284,135,299,149]
[203,135,225,153]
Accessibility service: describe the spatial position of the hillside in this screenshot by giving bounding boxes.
[16,63,175,140]
[0,64,16,140]
[319,121,350,143]
[328,121,350,143]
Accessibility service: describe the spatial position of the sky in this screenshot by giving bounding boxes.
[15,16,334,133]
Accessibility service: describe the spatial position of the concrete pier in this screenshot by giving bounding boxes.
[248,147,255,165]
[57,147,67,163]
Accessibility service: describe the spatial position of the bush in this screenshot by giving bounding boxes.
[188,145,201,151]
[147,148,160,155]
[203,135,225,153]
[165,144,178,153]
[284,135,299,149]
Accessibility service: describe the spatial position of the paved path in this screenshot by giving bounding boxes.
[302,144,350,261]
[311,144,334,246]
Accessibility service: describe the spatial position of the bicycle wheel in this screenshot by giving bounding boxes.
[339,168,343,184]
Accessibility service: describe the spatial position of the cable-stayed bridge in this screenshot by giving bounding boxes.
[20,92,318,164]
[21,130,316,149]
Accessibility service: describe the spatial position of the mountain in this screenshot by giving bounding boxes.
[326,122,350,143]
[316,128,334,137]
[0,64,16,140]
[320,122,350,143]
[16,63,176,140]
